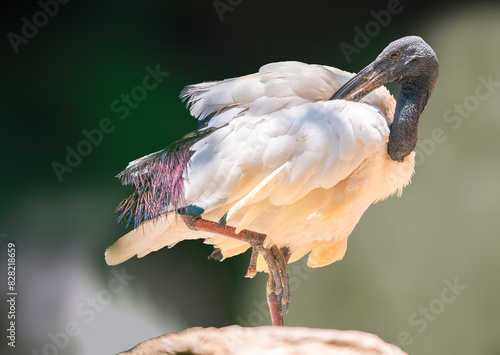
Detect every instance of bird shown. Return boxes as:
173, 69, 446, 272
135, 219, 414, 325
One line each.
105, 36, 438, 326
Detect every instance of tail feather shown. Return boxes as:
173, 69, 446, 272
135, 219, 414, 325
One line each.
105, 215, 204, 265
105, 213, 254, 266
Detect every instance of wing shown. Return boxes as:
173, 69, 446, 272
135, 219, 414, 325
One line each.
180, 61, 395, 128
183, 99, 391, 236
116, 61, 395, 229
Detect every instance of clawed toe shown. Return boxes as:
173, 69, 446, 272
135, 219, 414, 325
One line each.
252, 244, 290, 325
182, 214, 290, 326
245, 248, 258, 278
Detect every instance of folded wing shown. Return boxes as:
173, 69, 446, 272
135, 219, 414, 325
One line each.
107, 61, 396, 267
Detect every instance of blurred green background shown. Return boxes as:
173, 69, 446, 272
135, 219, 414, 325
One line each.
1, 0, 500, 354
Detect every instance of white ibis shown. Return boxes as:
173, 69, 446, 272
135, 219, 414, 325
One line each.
105, 36, 438, 326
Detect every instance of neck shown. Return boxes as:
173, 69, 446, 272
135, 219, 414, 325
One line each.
387, 79, 433, 162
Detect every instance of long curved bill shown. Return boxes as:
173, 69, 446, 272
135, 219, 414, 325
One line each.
330, 62, 386, 102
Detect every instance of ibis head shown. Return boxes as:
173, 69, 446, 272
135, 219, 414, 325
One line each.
332, 36, 439, 162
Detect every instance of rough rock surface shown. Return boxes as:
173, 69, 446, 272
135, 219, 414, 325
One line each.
118, 325, 408, 355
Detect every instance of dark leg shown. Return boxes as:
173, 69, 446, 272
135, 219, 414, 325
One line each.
182, 215, 290, 326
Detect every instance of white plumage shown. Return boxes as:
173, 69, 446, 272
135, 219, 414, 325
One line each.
105, 61, 414, 271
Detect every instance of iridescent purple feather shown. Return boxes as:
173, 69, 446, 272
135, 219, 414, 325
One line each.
116, 129, 215, 228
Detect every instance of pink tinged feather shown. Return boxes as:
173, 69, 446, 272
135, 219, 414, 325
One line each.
115, 128, 216, 228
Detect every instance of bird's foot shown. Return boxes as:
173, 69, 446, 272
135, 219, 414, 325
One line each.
241, 238, 290, 325
181, 214, 291, 325
245, 248, 259, 278
258, 245, 290, 311
245, 243, 291, 323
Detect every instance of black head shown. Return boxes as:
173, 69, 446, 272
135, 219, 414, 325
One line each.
332, 36, 439, 162
332, 36, 439, 102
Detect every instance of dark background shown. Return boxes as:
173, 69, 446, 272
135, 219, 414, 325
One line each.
2, 0, 500, 354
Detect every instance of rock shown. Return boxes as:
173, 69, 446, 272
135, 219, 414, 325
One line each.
118, 325, 408, 355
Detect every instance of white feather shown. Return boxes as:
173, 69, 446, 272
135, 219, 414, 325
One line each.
106, 61, 412, 271
224, 163, 286, 226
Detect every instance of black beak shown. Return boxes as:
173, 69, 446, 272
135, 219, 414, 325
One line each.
330, 62, 386, 102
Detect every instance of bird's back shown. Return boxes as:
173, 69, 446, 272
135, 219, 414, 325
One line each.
181, 61, 396, 126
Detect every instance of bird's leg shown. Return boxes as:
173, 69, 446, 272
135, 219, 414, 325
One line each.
262, 246, 290, 326
274, 246, 291, 311
181, 215, 291, 325
181, 215, 266, 275
245, 248, 259, 278
266, 266, 283, 326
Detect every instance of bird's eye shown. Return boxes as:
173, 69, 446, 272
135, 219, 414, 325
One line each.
389, 52, 399, 59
